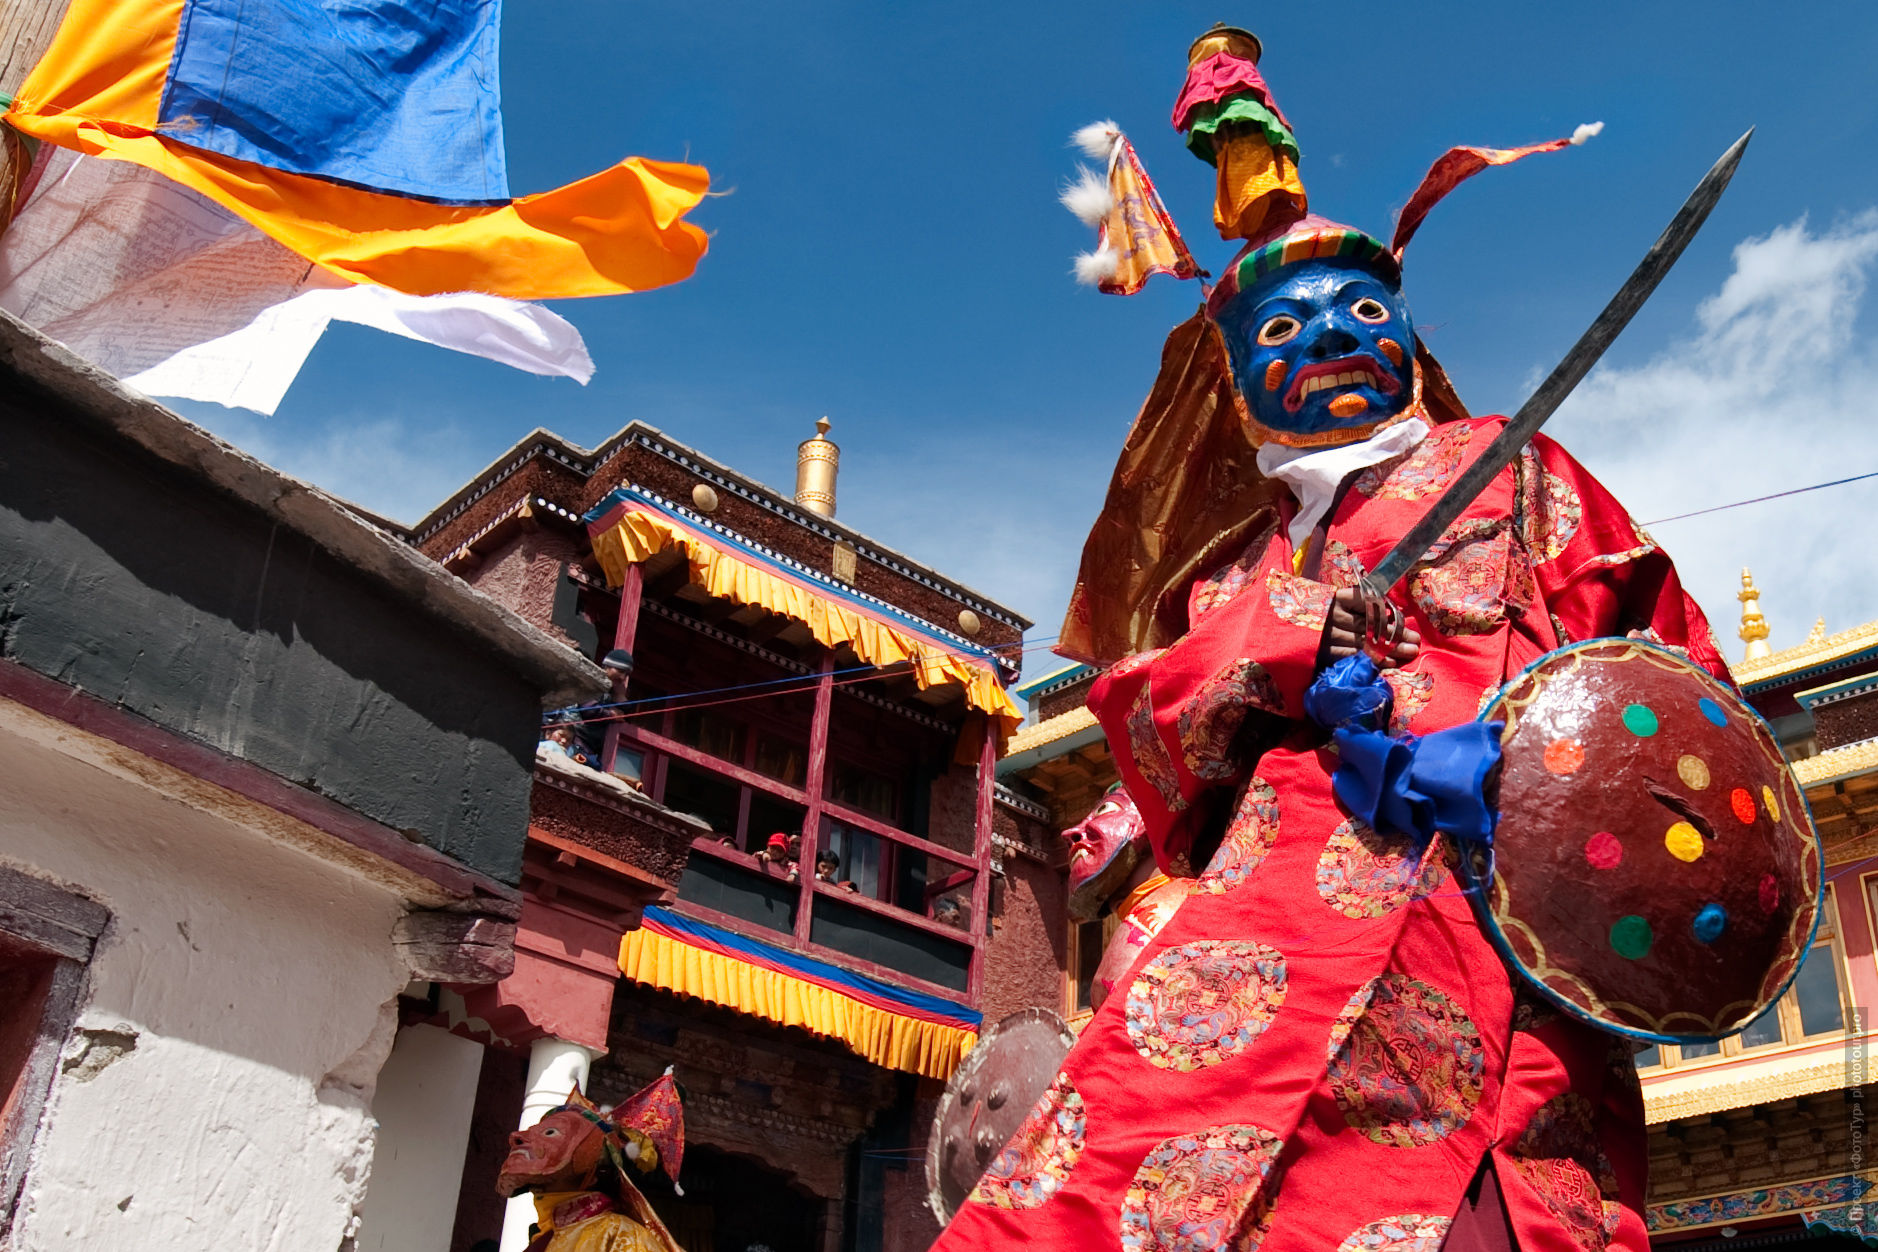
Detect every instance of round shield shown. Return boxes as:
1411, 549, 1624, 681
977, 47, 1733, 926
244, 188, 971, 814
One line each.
1469, 638, 1822, 1043
925, 1008, 1077, 1225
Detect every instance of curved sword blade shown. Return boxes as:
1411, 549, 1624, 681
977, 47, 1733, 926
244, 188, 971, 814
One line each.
1362, 128, 1753, 597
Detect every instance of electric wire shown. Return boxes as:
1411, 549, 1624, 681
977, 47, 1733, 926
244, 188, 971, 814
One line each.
1643, 470, 1878, 526
552, 602, 1850, 1033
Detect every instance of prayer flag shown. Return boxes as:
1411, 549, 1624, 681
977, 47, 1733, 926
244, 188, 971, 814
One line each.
0, 147, 594, 414
4, 0, 710, 299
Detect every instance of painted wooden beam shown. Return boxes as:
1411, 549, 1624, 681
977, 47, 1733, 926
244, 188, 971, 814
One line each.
794, 654, 836, 950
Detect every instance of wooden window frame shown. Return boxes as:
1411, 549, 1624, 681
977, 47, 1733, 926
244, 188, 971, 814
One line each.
0, 865, 109, 1234
1064, 912, 1122, 1028
597, 561, 997, 1002
1637, 885, 1848, 1072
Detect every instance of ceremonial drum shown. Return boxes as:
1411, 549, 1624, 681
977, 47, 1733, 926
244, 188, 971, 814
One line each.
926, 1009, 1078, 1223
1469, 639, 1823, 1043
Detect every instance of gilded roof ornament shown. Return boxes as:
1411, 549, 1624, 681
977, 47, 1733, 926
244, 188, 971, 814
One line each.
1738, 567, 1772, 661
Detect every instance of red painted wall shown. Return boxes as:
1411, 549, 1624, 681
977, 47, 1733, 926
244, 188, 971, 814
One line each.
881, 1085, 944, 1252
981, 857, 1070, 1023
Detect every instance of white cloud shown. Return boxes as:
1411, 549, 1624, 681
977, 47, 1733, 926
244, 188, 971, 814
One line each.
177, 403, 487, 526
1548, 210, 1878, 658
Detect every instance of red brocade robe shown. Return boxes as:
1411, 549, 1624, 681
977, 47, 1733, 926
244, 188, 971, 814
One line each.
935, 417, 1728, 1252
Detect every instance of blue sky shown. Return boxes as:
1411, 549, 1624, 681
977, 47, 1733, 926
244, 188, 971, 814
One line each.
180, 2, 1878, 677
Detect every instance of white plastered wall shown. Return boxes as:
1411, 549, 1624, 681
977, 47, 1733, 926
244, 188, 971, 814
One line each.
0, 702, 412, 1251
353, 1023, 486, 1252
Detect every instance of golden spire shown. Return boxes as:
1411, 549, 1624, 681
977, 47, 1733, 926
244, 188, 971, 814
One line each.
1808, 617, 1827, 645
794, 416, 839, 518
1738, 567, 1772, 661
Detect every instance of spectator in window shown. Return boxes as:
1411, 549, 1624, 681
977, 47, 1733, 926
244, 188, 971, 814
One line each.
814, 851, 857, 892
932, 896, 967, 929
757, 832, 798, 882
537, 720, 576, 759
565, 648, 635, 765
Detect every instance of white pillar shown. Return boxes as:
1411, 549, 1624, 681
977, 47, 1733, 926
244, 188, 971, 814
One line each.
498, 1038, 598, 1252
355, 1024, 487, 1252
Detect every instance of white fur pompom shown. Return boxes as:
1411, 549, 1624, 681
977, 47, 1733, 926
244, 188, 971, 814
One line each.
1073, 247, 1120, 285
1569, 121, 1604, 146
1072, 120, 1122, 160
1060, 166, 1114, 226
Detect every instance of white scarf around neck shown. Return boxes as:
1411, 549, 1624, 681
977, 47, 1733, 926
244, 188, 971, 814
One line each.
1256, 418, 1430, 552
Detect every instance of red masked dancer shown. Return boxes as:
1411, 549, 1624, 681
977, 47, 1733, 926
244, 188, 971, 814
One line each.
935, 26, 1740, 1252
1065, 783, 1190, 1013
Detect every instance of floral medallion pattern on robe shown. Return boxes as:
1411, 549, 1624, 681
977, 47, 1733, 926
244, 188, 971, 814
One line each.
1193, 549, 1264, 626
1316, 820, 1447, 919
967, 1072, 1086, 1210
1111, 649, 1168, 681
1195, 779, 1281, 894
1119, 1124, 1284, 1252
1381, 668, 1434, 734
1322, 539, 1368, 589
1265, 570, 1333, 631
1177, 659, 1281, 779
1126, 940, 1288, 1071
1355, 422, 1473, 499
1508, 1093, 1622, 1252
1517, 450, 1584, 563
1327, 974, 1484, 1148
1408, 516, 1535, 636
1334, 1215, 1453, 1252
1127, 679, 1187, 813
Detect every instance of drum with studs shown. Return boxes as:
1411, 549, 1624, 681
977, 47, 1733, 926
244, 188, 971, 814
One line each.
925, 1008, 1078, 1224
1467, 639, 1823, 1043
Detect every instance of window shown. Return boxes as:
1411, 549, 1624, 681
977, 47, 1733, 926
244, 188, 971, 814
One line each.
1637, 889, 1849, 1071
823, 820, 885, 898
671, 706, 746, 764
1066, 913, 1122, 1022
752, 733, 806, 788
661, 760, 742, 836
0, 869, 109, 1234
829, 762, 897, 822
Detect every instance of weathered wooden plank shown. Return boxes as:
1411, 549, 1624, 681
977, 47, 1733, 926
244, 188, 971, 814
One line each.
392, 911, 517, 983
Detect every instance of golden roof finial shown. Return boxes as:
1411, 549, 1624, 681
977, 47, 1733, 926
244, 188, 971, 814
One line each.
1808, 617, 1827, 645
1738, 567, 1772, 661
794, 416, 839, 518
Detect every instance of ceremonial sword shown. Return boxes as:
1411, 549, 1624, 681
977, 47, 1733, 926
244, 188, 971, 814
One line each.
1356, 128, 1754, 615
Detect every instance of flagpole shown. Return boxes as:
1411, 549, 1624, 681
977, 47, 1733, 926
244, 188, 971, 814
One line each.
0, 0, 70, 232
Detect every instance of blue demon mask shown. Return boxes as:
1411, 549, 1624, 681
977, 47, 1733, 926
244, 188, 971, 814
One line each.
1215, 258, 1417, 444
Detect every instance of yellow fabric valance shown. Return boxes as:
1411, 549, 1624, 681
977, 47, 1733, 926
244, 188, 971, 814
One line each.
591, 506, 1021, 738
619, 925, 978, 1080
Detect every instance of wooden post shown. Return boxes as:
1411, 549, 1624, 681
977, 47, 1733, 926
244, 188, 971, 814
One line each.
793, 652, 836, 948
600, 562, 644, 774
0, 0, 72, 234
966, 716, 997, 1003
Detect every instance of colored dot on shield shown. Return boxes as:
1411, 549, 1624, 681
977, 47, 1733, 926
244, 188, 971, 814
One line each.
1664, 821, 1705, 862
1692, 903, 1727, 944
1699, 697, 1728, 727
1610, 915, 1654, 960
1759, 874, 1780, 913
1762, 785, 1781, 823
1622, 704, 1659, 736
1730, 788, 1757, 824
1677, 754, 1711, 790
1544, 739, 1585, 775
1584, 832, 1623, 869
